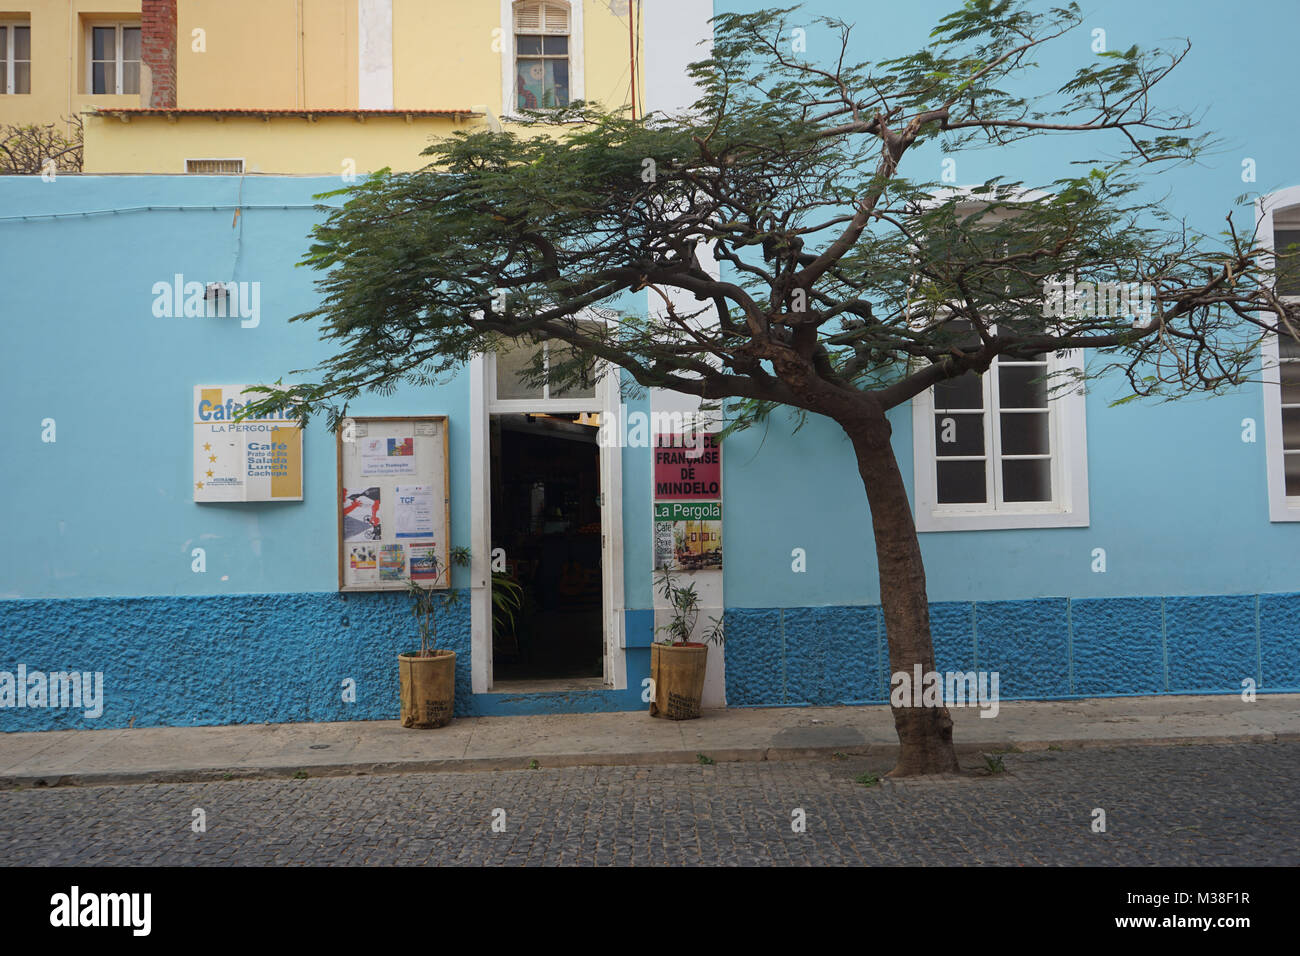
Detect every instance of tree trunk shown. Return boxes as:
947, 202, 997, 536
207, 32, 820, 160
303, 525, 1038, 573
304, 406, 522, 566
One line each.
841, 405, 961, 777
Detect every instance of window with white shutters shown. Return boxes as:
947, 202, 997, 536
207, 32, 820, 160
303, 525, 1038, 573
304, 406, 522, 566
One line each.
514, 1, 571, 110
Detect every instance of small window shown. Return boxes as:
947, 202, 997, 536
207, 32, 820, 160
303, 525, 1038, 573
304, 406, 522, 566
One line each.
494, 335, 597, 402
186, 159, 246, 175
88, 22, 141, 95
931, 324, 1052, 506
912, 321, 1089, 531
906, 190, 1090, 531
1274, 224, 1300, 297
0, 22, 31, 95
514, 1, 570, 110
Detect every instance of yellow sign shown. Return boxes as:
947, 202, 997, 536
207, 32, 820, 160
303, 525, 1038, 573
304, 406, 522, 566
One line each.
193, 385, 303, 502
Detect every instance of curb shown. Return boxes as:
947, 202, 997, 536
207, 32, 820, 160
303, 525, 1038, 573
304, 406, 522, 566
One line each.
2, 731, 1295, 789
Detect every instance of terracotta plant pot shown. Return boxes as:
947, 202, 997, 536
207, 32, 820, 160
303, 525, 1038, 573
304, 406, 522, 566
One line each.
649, 642, 708, 720
399, 650, 456, 728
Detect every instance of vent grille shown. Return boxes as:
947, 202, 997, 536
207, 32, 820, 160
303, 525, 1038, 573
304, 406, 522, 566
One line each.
186, 158, 244, 175
515, 1, 569, 34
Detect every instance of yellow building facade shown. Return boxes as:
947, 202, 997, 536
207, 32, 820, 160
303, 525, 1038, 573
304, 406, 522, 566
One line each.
0, 0, 141, 128
1, 0, 653, 174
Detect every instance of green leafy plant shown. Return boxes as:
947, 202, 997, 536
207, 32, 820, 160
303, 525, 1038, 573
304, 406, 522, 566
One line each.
527, 759, 540, 770
855, 771, 881, 787
408, 545, 472, 657
696, 753, 715, 765
983, 753, 1006, 774
654, 567, 724, 647
491, 570, 524, 640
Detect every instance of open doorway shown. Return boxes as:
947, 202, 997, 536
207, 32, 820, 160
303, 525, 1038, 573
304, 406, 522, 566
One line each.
490, 412, 604, 684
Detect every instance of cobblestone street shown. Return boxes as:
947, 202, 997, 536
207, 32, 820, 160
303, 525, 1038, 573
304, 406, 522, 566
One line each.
2, 742, 1297, 866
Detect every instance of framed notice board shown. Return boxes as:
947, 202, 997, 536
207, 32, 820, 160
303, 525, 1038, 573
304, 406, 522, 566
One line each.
337, 416, 450, 592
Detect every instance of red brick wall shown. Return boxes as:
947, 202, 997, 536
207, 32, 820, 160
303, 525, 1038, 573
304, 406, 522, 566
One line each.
141, 0, 177, 108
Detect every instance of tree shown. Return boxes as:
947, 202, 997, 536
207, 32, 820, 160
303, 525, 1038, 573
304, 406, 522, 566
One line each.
248, 1, 1300, 775
0, 116, 82, 175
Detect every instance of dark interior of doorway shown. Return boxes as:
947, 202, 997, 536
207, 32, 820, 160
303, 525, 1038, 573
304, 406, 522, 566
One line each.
490, 413, 603, 681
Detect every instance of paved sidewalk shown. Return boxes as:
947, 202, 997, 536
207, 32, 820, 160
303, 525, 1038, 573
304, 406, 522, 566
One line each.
2, 693, 1297, 787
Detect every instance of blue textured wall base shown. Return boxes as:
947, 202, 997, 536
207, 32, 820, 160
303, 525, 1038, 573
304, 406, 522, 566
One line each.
0, 592, 646, 731
725, 592, 1300, 707
2, 591, 1296, 730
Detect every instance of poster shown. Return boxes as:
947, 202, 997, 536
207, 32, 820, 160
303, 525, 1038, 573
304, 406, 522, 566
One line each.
342, 487, 382, 541
193, 385, 303, 502
348, 544, 379, 585
348, 544, 377, 570
654, 500, 723, 571
653, 432, 722, 570
379, 544, 407, 582
394, 485, 435, 538
408, 542, 441, 581
361, 436, 417, 476
338, 417, 450, 592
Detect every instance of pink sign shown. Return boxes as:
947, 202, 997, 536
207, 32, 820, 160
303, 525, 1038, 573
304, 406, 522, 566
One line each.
654, 433, 721, 500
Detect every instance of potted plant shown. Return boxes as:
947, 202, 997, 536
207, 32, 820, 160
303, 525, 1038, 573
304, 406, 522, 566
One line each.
648, 568, 724, 720
399, 545, 471, 729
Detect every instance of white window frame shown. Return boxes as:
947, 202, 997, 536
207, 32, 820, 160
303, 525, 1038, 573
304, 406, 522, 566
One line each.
500, 0, 584, 120
85, 21, 141, 96
487, 333, 604, 413
906, 188, 1088, 531
0, 21, 30, 95
1256, 186, 1300, 522
912, 344, 1089, 531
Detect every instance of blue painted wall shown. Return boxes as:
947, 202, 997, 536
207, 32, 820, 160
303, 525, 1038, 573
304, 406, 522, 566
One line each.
0, 175, 651, 726
4, 0, 1299, 729
710, 0, 1300, 708
714, 0, 1300, 608
0, 176, 469, 599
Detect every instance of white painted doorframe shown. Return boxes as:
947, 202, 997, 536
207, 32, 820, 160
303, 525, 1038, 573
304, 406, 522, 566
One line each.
599, 367, 627, 688
469, 355, 625, 692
